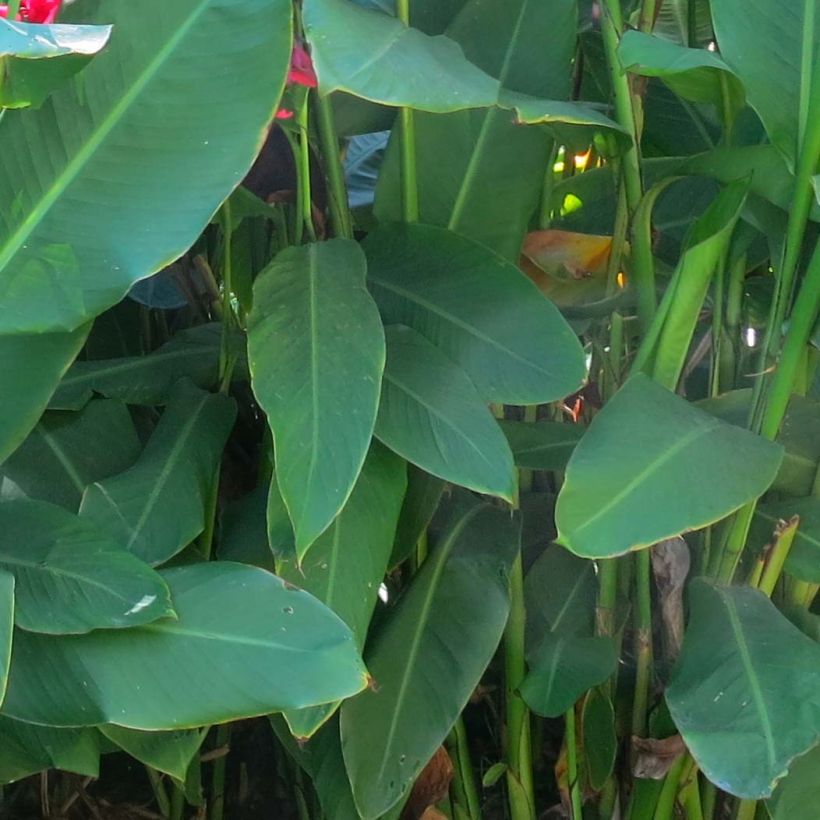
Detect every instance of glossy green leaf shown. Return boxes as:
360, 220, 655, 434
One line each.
0, 18, 111, 109
374, 325, 516, 502
217, 485, 274, 571
0, 326, 88, 463
50, 324, 226, 410
1, 399, 140, 510
0, 717, 99, 784
0, 0, 291, 334
248, 239, 385, 557
1, 562, 367, 729
618, 30, 744, 117
712, 0, 819, 164
101, 725, 206, 783
341, 501, 519, 818
0, 499, 173, 634
767, 744, 820, 820
389, 465, 444, 568
375, 0, 577, 259
303, 0, 500, 111
500, 420, 583, 472
0, 571, 12, 705
278, 443, 406, 739
556, 375, 783, 558
365, 224, 586, 404
667, 579, 820, 798
751, 498, 820, 583
583, 689, 617, 790
80, 381, 236, 566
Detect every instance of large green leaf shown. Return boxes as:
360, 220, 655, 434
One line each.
500, 420, 584, 472
50, 324, 225, 410
0, 717, 99, 784
1, 562, 367, 729
618, 30, 744, 118
0, 499, 173, 634
278, 443, 406, 739
341, 501, 519, 818
248, 239, 385, 557
365, 224, 586, 404
79, 381, 235, 566
556, 375, 783, 558
1, 399, 140, 510
101, 725, 206, 783
0, 326, 88, 463
0, 571, 11, 705
303, 0, 500, 111
0, 18, 111, 109
0, 0, 291, 334
375, 0, 577, 259
751, 498, 820, 583
389, 465, 444, 568
667, 580, 820, 798
374, 325, 516, 502
767, 744, 820, 820
712, 0, 819, 164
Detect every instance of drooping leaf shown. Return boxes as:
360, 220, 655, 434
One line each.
248, 239, 385, 557
0, 18, 111, 109
389, 465, 445, 568
375, 0, 578, 259
50, 324, 226, 410
1, 562, 368, 729
365, 224, 586, 404
80, 381, 236, 566
374, 325, 516, 503
618, 30, 745, 120
500, 420, 583, 472
101, 725, 206, 783
711, 0, 819, 164
0, 0, 291, 335
1, 399, 141, 510
0, 717, 99, 784
767, 744, 820, 820
341, 501, 519, 818
583, 689, 617, 790
0, 499, 173, 634
0, 326, 89, 463
667, 580, 820, 798
0, 571, 12, 705
303, 0, 500, 112
751, 498, 820, 583
278, 443, 406, 739
556, 374, 783, 558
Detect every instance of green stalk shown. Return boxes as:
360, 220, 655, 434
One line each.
631, 550, 653, 739
710, 250, 727, 397
757, 516, 799, 598
651, 755, 687, 820
447, 718, 482, 820
504, 550, 535, 820
396, 0, 419, 223
313, 92, 353, 239
565, 706, 583, 820
735, 798, 757, 820
680, 774, 705, 820
723, 252, 747, 389
637, 0, 660, 32
785, 578, 819, 609
146, 768, 171, 818
7, 0, 20, 19
296, 103, 318, 243
701, 779, 717, 820
170, 784, 185, 820
717, 239, 820, 582
209, 725, 231, 820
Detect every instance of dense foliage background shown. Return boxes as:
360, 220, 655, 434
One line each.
0, 0, 819, 818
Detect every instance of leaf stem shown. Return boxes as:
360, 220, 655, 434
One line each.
209, 724, 231, 820
396, 0, 419, 223
313, 92, 353, 239
447, 717, 482, 820
757, 516, 799, 598
565, 705, 583, 820
146, 768, 171, 818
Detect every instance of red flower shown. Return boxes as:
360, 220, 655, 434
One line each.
0, 0, 62, 23
275, 43, 318, 120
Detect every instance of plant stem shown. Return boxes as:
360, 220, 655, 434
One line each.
631, 549, 653, 739
209, 725, 231, 820
735, 798, 757, 820
701, 778, 717, 820
785, 578, 819, 609
758, 516, 799, 598
170, 784, 185, 820
313, 92, 352, 239
565, 705, 583, 820
447, 718, 482, 820
504, 550, 535, 820
651, 755, 687, 820
395, 0, 419, 223
296, 104, 318, 243
146, 768, 171, 818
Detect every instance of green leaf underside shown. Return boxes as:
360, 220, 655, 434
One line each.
248, 239, 385, 557
389, 465, 445, 568
101, 725, 206, 783
556, 374, 783, 558
341, 501, 519, 818
500, 420, 583, 471
365, 223, 586, 404
583, 689, 617, 790
0, 0, 292, 334
1, 563, 367, 729
79, 381, 236, 566
0, 499, 172, 634
374, 325, 516, 502
667, 580, 820, 798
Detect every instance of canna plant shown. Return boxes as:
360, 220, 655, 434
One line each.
0, 0, 819, 818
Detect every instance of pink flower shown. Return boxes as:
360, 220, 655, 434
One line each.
0, 0, 62, 23
275, 43, 318, 120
